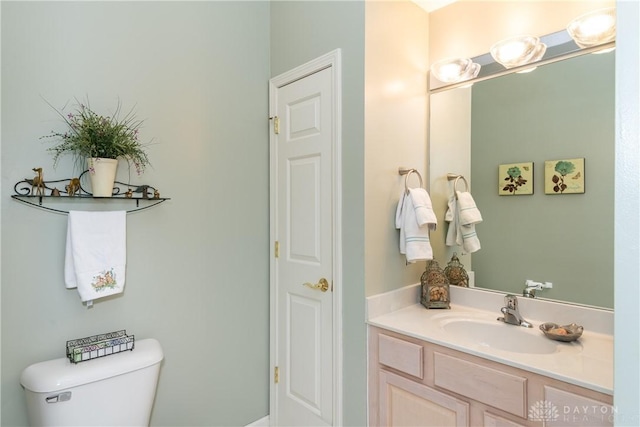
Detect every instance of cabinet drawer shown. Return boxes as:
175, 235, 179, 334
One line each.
434, 352, 527, 417
378, 334, 423, 379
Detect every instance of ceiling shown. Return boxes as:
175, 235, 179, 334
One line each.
412, 0, 457, 13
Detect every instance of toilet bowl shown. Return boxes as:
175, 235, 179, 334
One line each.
20, 338, 163, 426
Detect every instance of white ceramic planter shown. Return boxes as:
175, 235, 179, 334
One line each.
88, 158, 118, 197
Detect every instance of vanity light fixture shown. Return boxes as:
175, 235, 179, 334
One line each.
567, 7, 616, 50
490, 35, 547, 69
430, 57, 481, 84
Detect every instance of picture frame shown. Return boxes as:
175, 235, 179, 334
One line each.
544, 158, 585, 194
498, 162, 534, 195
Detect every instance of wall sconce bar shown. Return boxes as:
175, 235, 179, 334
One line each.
567, 7, 616, 48
490, 35, 547, 69
430, 57, 481, 84
429, 29, 614, 93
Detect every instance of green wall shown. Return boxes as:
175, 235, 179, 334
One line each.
470, 52, 615, 308
1, 2, 270, 425
1, 1, 369, 426
1, 0, 640, 425
270, 2, 367, 425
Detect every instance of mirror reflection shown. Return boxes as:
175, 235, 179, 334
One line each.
429, 46, 614, 309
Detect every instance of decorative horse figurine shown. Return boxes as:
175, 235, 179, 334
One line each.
30, 167, 45, 196
66, 178, 81, 196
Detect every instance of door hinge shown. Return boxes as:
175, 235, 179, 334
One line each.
274, 366, 279, 384
273, 116, 280, 134
274, 241, 279, 258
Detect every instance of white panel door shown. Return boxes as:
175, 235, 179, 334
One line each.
273, 66, 333, 426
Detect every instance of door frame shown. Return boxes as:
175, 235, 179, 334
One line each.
268, 49, 343, 426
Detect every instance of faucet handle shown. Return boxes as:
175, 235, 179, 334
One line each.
525, 279, 553, 290
504, 294, 518, 310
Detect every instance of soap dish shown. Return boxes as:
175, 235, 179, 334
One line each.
539, 322, 583, 342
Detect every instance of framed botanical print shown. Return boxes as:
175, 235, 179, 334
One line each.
545, 158, 585, 194
499, 162, 534, 195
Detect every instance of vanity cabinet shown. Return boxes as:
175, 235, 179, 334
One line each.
369, 327, 613, 427
376, 334, 469, 425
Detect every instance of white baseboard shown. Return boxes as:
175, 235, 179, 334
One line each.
246, 415, 269, 426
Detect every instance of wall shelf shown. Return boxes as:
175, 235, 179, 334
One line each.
11, 195, 170, 214
12, 170, 169, 214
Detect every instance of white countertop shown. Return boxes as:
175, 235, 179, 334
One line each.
367, 285, 613, 395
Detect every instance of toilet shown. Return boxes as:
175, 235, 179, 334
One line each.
20, 338, 163, 426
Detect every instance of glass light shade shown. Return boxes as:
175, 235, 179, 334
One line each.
567, 7, 616, 48
490, 35, 547, 69
430, 58, 481, 84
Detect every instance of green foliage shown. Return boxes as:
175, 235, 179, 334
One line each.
42, 98, 151, 174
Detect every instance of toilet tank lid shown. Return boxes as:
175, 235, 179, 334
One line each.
20, 338, 163, 393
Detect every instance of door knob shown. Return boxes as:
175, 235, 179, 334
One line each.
303, 278, 329, 292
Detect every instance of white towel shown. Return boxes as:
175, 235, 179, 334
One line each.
396, 191, 434, 263
445, 194, 460, 247
395, 192, 408, 254
460, 223, 481, 253
65, 211, 127, 305
456, 191, 483, 225
409, 188, 438, 229
445, 194, 481, 253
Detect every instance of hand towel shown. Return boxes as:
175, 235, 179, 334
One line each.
396, 191, 434, 263
65, 211, 127, 305
445, 194, 461, 247
456, 191, 483, 226
409, 188, 438, 229
460, 223, 481, 253
395, 192, 408, 254
445, 194, 481, 253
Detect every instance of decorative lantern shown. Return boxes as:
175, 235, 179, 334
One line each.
420, 260, 451, 309
444, 253, 469, 288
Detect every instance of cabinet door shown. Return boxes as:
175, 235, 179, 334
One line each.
483, 412, 527, 427
379, 370, 469, 426
543, 386, 613, 426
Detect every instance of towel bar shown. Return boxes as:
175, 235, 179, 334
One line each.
447, 173, 469, 197
399, 167, 423, 193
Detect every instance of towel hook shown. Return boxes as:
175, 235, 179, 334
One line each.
399, 168, 423, 194
447, 173, 469, 197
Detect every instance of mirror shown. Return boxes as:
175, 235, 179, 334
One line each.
429, 32, 615, 309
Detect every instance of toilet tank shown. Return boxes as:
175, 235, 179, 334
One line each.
20, 338, 163, 427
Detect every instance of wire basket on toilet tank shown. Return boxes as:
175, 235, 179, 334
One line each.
66, 329, 135, 364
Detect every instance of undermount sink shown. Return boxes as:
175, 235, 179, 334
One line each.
439, 318, 560, 354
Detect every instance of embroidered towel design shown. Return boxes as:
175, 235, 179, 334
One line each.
65, 211, 127, 305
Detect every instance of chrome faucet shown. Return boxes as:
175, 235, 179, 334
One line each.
522, 279, 553, 298
497, 295, 532, 328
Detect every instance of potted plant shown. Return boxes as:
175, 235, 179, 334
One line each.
42, 98, 151, 197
